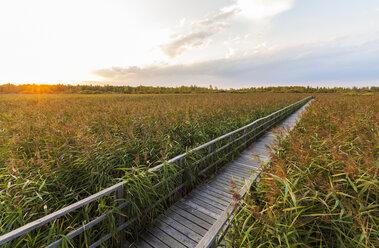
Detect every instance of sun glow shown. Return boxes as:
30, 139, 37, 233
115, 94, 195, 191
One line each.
0, 0, 171, 84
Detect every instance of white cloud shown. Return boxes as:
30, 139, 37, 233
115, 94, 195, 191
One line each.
236, 0, 295, 19
192, 8, 240, 27
161, 7, 239, 58
160, 0, 295, 58
161, 23, 229, 58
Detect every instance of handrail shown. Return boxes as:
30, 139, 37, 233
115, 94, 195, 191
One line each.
0, 96, 314, 247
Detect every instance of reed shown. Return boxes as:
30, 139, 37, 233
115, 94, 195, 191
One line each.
0, 93, 306, 247
226, 94, 378, 247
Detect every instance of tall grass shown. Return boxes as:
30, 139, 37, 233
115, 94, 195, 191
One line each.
226, 94, 378, 247
0, 93, 306, 246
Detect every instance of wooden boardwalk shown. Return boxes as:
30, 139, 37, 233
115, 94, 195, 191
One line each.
129, 101, 312, 248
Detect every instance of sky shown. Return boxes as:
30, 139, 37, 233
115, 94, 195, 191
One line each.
0, 0, 378, 88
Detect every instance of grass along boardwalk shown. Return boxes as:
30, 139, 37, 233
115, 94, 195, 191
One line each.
129, 100, 313, 248
0, 97, 313, 247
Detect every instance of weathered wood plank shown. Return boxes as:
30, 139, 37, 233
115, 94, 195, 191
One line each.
165, 208, 208, 236
180, 200, 220, 219
170, 205, 213, 230
233, 157, 258, 167
213, 177, 244, 188
217, 172, 246, 182
157, 215, 202, 242
219, 172, 248, 181
224, 169, 251, 178
225, 170, 250, 180
209, 181, 232, 191
146, 226, 186, 248
204, 183, 232, 195
222, 167, 251, 176
137, 231, 169, 248
195, 172, 255, 248
197, 185, 232, 200
192, 189, 229, 205
189, 192, 228, 210
214, 178, 244, 189
153, 220, 198, 247
183, 196, 224, 214
134, 235, 157, 248
175, 202, 217, 224
229, 163, 255, 172
233, 161, 258, 170
218, 169, 247, 178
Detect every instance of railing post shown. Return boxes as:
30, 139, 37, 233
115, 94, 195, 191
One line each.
252, 122, 257, 140
209, 143, 215, 154
116, 185, 126, 247
209, 143, 215, 173
179, 158, 184, 196
230, 133, 235, 155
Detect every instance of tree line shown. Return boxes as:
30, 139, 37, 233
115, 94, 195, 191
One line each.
0, 83, 377, 94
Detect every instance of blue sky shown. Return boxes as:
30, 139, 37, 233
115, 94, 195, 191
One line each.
0, 0, 378, 88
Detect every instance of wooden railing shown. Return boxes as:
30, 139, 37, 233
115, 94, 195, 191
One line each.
0, 96, 313, 247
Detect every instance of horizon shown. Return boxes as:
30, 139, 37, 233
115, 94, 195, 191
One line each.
1, 82, 377, 91
1, 0, 379, 88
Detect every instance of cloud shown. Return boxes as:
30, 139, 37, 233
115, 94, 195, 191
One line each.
94, 38, 379, 87
161, 0, 295, 58
161, 23, 229, 58
161, 8, 239, 58
193, 8, 240, 27
236, 0, 295, 19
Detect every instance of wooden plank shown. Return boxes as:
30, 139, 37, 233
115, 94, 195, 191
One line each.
199, 187, 232, 202
189, 192, 228, 210
121, 239, 133, 248
209, 181, 232, 192
195, 172, 256, 248
223, 169, 251, 178
158, 215, 202, 242
197, 185, 232, 200
204, 183, 232, 195
213, 177, 244, 188
180, 200, 220, 219
192, 189, 230, 204
240, 150, 254, 157
233, 157, 257, 166
212, 183, 242, 194
236, 153, 254, 161
220, 171, 249, 180
216, 171, 244, 181
218, 169, 247, 178
165, 208, 208, 236
146, 225, 186, 248
183, 195, 224, 213
223, 168, 251, 177
191, 190, 229, 207
221, 166, 250, 176
215, 177, 245, 189
234, 152, 256, 159
133, 235, 155, 248
175, 202, 217, 224
217, 172, 246, 181
153, 220, 198, 247
233, 161, 258, 170
228, 163, 254, 172
170, 205, 213, 229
